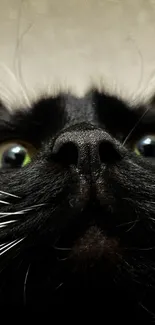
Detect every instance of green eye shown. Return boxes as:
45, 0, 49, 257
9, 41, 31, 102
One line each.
0, 141, 36, 169
134, 135, 155, 159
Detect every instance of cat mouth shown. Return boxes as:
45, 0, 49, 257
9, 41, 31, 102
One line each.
51, 226, 121, 273
51, 203, 122, 266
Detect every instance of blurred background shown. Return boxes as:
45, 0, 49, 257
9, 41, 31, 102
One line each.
1, 0, 155, 108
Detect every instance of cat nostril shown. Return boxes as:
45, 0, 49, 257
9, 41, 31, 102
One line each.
99, 141, 121, 163
53, 142, 79, 166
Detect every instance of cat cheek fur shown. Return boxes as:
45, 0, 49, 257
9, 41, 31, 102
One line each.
0, 90, 155, 321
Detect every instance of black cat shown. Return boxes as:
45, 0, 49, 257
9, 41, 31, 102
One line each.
0, 89, 155, 321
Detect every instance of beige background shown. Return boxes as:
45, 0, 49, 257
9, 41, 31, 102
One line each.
1, 0, 155, 108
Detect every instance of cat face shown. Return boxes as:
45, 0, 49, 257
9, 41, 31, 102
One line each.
0, 89, 155, 319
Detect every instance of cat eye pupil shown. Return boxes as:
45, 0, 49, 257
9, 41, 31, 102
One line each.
1, 145, 27, 168
136, 136, 155, 158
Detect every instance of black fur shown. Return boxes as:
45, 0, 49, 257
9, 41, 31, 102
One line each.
0, 90, 155, 321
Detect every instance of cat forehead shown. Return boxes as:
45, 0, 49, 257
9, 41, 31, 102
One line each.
28, 89, 131, 125
1, 89, 154, 147
61, 92, 95, 123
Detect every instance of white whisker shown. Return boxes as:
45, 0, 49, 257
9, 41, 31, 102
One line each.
0, 220, 17, 228
149, 217, 155, 223
0, 243, 7, 248
23, 264, 31, 306
0, 203, 46, 219
126, 219, 139, 233
0, 200, 10, 205
117, 219, 139, 230
0, 191, 20, 198
0, 238, 24, 256
117, 220, 138, 227
55, 282, 64, 291
25, 203, 46, 209
125, 246, 155, 251
139, 302, 155, 318
57, 257, 69, 262
0, 211, 26, 217
0, 241, 16, 251
53, 246, 71, 251
123, 105, 151, 145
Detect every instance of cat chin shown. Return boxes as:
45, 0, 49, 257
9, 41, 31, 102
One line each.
51, 203, 121, 266
68, 226, 121, 269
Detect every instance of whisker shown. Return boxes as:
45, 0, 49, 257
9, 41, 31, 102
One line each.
0, 241, 16, 251
126, 218, 139, 233
26, 204, 46, 209
0, 191, 20, 199
117, 220, 136, 227
123, 105, 152, 146
139, 302, 155, 318
125, 246, 155, 251
117, 219, 139, 228
14, 0, 32, 107
0, 211, 27, 217
149, 217, 155, 223
0, 243, 6, 248
55, 282, 64, 291
0, 220, 17, 228
0, 203, 46, 218
53, 246, 71, 251
0, 238, 24, 256
0, 200, 10, 205
57, 257, 69, 262
23, 264, 31, 306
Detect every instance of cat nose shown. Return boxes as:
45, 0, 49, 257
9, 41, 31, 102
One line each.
52, 126, 121, 173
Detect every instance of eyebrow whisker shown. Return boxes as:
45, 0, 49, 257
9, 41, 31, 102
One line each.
123, 105, 152, 146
